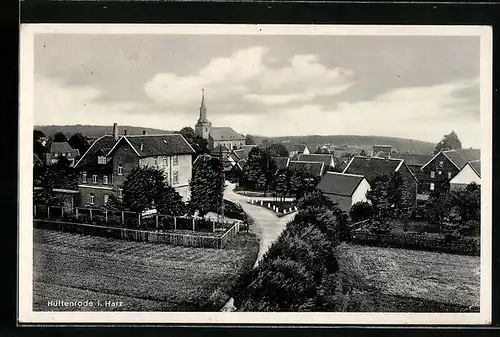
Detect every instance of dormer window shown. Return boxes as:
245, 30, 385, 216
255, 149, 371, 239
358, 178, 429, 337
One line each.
98, 156, 107, 164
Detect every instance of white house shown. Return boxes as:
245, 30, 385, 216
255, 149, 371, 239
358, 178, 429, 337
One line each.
316, 172, 371, 212
450, 160, 481, 191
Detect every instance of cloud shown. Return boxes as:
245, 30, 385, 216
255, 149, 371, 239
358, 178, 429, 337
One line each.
143, 46, 353, 110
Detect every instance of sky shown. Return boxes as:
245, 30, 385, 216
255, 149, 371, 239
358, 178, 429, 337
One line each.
34, 33, 481, 147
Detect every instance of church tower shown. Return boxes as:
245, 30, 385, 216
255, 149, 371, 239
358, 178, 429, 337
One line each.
195, 89, 212, 140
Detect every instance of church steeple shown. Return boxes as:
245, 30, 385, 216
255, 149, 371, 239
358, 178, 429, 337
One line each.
198, 89, 208, 123
195, 88, 211, 140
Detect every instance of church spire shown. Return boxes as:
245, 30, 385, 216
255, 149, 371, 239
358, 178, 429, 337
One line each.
198, 88, 208, 122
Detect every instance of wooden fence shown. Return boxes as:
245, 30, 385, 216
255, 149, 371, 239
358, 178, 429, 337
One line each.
34, 219, 242, 249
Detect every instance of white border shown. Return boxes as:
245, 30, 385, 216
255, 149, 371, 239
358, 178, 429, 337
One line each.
18, 24, 492, 325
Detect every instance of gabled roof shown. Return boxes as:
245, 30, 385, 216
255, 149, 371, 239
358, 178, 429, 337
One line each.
232, 145, 256, 161
317, 172, 367, 197
394, 154, 434, 167
49, 142, 79, 156
74, 135, 116, 168
288, 160, 325, 177
209, 127, 245, 141
274, 156, 290, 170
469, 160, 481, 177
298, 154, 334, 168
443, 149, 481, 169
343, 156, 404, 183
107, 134, 195, 158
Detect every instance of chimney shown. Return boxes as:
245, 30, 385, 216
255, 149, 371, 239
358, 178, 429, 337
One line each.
124, 129, 128, 136
143, 130, 147, 135
113, 123, 119, 141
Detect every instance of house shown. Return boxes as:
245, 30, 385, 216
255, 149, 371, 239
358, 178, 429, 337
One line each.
288, 160, 325, 178
75, 125, 195, 208
372, 145, 393, 157
281, 142, 310, 158
419, 148, 480, 196
450, 160, 481, 191
194, 89, 245, 150
298, 153, 335, 169
316, 172, 371, 212
393, 153, 434, 177
274, 156, 291, 171
332, 146, 363, 158
343, 156, 418, 206
232, 145, 257, 162
45, 142, 80, 166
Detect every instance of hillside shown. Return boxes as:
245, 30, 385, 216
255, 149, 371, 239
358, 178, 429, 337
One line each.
259, 135, 436, 154
35, 125, 176, 139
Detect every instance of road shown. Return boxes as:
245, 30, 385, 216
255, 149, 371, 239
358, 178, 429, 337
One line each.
223, 182, 297, 267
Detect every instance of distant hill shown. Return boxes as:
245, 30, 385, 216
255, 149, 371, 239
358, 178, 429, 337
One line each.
35, 125, 176, 140
257, 135, 437, 155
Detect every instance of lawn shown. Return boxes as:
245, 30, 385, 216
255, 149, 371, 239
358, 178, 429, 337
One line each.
335, 243, 480, 311
33, 228, 259, 311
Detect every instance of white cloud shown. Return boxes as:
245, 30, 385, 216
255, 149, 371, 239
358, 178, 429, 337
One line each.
143, 46, 353, 108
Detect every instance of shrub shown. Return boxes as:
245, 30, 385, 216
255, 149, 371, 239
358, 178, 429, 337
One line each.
350, 202, 374, 223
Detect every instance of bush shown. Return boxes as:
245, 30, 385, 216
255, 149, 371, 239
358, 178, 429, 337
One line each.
350, 202, 373, 223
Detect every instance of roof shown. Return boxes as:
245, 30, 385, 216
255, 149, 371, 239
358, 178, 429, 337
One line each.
373, 145, 392, 151
209, 127, 245, 141
288, 160, 325, 177
336, 160, 348, 172
298, 154, 334, 168
468, 160, 481, 177
211, 144, 231, 154
394, 154, 434, 167
75, 135, 117, 168
109, 134, 195, 157
443, 149, 481, 169
295, 144, 308, 152
317, 172, 367, 197
343, 156, 404, 183
274, 157, 290, 170
49, 142, 79, 156
233, 146, 256, 161
280, 142, 296, 152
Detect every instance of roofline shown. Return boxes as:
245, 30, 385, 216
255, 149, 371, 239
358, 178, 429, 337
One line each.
398, 161, 419, 182
326, 171, 365, 178
467, 161, 481, 178
441, 151, 462, 170
420, 151, 449, 171
106, 136, 141, 157
342, 156, 356, 173
321, 173, 367, 197
289, 160, 325, 165
74, 134, 111, 168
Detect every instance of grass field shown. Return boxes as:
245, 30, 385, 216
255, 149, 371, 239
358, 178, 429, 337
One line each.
33, 228, 259, 311
335, 243, 480, 311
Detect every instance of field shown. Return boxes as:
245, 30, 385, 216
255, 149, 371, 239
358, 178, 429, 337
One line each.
335, 243, 480, 311
33, 229, 259, 311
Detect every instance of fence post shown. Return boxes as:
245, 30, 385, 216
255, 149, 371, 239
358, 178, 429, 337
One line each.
75, 208, 79, 220
155, 215, 159, 230
173, 216, 177, 231
89, 208, 92, 221
192, 218, 195, 231
138, 213, 141, 227
61, 206, 64, 218
105, 210, 108, 223
121, 211, 124, 225
213, 220, 215, 233
47, 206, 50, 219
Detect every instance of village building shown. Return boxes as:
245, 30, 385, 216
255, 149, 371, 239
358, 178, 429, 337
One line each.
45, 141, 80, 167
281, 141, 310, 158
393, 153, 434, 177
449, 159, 481, 191
419, 148, 480, 197
74, 124, 195, 208
316, 172, 371, 212
287, 160, 325, 178
298, 153, 335, 169
343, 156, 418, 206
194, 89, 245, 150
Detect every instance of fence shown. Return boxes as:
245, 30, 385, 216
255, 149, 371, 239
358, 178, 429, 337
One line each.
348, 230, 479, 256
33, 204, 233, 233
34, 219, 242, 249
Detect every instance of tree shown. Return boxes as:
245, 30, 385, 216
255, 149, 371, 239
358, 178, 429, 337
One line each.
33, 157, 77, 206
180, 126, 196, 144
179, 126, 209, 155
189, 156, 224, 217
273, 169, 291, 202
105, 194, 123, 210
435, 131, 462, 154
366, 174, 392, 219
241, 147, 277, 194
122, 167, 166, 212
360, 149, 368, 157
53, 132, 67, 143
68, 133, 89, 158
349, 201, 373, 223
425, 180, 454, 224
267, 143, 289, 157
34, 129, 45, 141
442, 206, 463, 241
289, 169, 318, 199
245, 134, 256, 145
158, 184, 187, 216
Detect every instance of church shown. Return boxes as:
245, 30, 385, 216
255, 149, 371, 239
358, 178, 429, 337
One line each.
194, 89, 246, 151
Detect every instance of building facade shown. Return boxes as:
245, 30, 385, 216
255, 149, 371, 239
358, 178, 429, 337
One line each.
45, 142, 80, 166
316, 172, 371, 212
450, 160, 481, 191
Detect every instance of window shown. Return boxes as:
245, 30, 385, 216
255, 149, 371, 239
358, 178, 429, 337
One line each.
61, 153, 66, 157
104, 194, 109, 205
98, 156, 106, 164
89, 194, 95, 205
173, 155, 179, 165
173, 171, 179, 184
118, 165, 123, 175
448, 172, 452, 179
92, 175, 97, 183
430, 183, 435, 191
430, 171, 435, 178
82, 172, 87, 183
54, 153, 59, 158
118, 188, 123, 198
103, 175, 108, 185
439, 161, 444, 167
